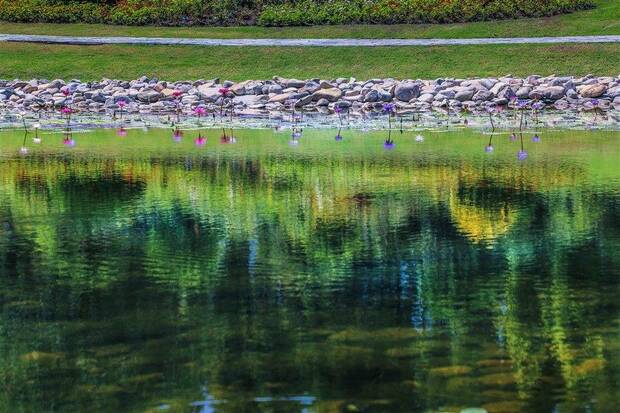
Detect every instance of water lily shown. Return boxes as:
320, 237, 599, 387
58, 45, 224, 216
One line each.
335, 127, 343, 141
173, 128, 183, 142
532, 134, 541, 142
61, 107, 72, 115
383, 103, 395, 114
194, 106, 206, 117
63, 137, 75, 147
194, 134, 207, 146
415, 134, 425, 142
117, 128, 127, 137
61, 88, 70, 97
172, 89, 183, 98
383, 140, 395, 150
485, 145, 494, 153
218, 87, 230, 96
509, 133, 518, 142
33, 137, 41, 144
117, 100, 127, 109
532, 101, 544, 111
517, 149, 528, 160
19, 147, 28, 155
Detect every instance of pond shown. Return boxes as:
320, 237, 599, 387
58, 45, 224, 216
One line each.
1, 127, 619, 413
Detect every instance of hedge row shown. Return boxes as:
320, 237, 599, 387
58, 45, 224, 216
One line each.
0, 0, 596, 26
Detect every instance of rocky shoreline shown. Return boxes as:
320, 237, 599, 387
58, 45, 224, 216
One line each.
1, 75, 619, 117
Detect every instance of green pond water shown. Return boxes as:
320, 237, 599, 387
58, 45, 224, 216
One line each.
1, 127, 620, 413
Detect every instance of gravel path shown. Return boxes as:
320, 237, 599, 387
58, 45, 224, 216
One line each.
1, 34, 620, 47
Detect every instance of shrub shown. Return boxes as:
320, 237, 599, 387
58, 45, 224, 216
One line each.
0, 0, 596, 26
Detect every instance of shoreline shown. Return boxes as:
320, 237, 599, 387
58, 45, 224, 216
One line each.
1, 75, 619, 131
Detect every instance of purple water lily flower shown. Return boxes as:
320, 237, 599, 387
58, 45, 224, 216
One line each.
591, 99, 600, 107
532, 101, 544, 110
383, 103, 396, 114
516, 100, 529, 109
335, 134, 343, 141
383, 140, 395, 150
334, 106, 343, 114
485, 145, 494, 153
517, 150, 528, 161
532, 134, 541, 142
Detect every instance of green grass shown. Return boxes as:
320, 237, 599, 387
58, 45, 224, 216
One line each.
0, 42, 617, 81
0, 0, 618, 39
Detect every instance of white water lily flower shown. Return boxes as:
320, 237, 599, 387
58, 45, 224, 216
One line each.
415, 135, 425, 142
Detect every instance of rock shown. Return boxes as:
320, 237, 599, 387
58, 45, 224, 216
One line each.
489, 82, 507, 96
136, 90, 161, 103
455, 89, 475, 102
267, 84, 283, 94
268, 93, 292, 103
418, 93, 435, 103
294, 94, 314, 107
334, 100, 352, 109
285, 78, 306, 88
316, 98, 330, 106
473, 90, 492, 101
580, 83, 607, 98
196, 85, 221, 102
312, 88, 342, 102
542, 86, 566, 100
394, 82, 420, 102
515, 87, 531, 99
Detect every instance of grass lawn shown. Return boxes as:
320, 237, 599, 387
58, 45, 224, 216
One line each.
0, 0, 618, 39
0, 42, 617, 81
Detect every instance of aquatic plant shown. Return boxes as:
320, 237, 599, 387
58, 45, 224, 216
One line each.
117, 127, 127, 137
173, 127, 183, 142
117, 99, 127, 121
415, 134, 425, 142
218, 87, 230, 117
335, 127, 343, 141
486, 104, 497, 131
383, 103, 396, 131
485, 133, 494, 153
384, 129, 395, 149
194, 133, 207, 146
33, 123, 41, 144
194, 106, 206, 124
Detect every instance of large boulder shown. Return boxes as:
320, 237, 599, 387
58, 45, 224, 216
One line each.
196, 85, 221, 102
136, 90, 161, 103
394, 82, 420, 102
580, 84, 607, 98
312, 88, 342, 102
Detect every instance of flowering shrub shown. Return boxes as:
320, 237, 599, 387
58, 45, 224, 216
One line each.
0, 0, 595, 26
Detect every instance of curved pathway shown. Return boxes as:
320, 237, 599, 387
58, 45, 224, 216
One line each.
0, 33, 619, 47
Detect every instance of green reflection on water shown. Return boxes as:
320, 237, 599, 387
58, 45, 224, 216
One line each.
0, 127, 619, 413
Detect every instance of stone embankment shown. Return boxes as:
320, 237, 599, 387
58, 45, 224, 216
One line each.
1, 75, 619, 116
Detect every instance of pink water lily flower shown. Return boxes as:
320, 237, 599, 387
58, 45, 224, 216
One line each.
117, 128, 127, 137
194, 134, 207, 146
117, 100, 127, 108
61, 107, 72, 115
173, 89, 183, 98
194, 107, 206, 117
218, 87, 230, 96
61, 88, 70, 97
63, 138, 75, 147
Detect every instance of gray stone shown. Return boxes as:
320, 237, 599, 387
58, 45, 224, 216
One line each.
136, 90, 161, 103
312, 88, 342, 102
394, 82, 420, 102
455, 89, 475, 102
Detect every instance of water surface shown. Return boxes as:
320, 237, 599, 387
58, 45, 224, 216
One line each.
1, 127, 619, 413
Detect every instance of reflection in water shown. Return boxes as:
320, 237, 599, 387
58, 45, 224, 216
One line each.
0, 128, 619, 413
